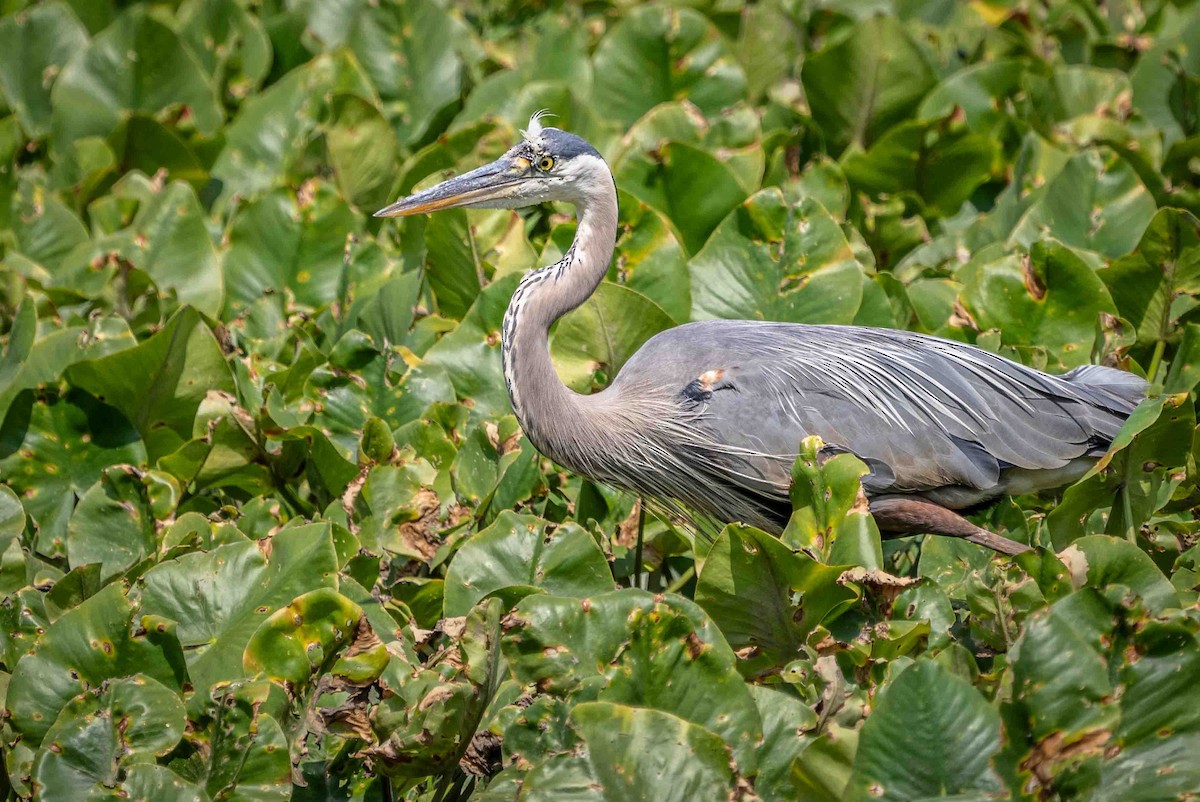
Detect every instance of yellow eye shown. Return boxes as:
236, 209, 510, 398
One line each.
537, 156, 555, 171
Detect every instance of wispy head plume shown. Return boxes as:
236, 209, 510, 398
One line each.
521, 109, 555, 143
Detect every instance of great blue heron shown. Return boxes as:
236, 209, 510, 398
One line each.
376, 115, 1147, 556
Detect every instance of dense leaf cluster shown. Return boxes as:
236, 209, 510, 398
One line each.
0, 1, 1199, 800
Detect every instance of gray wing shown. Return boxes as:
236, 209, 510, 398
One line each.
616, 320, 1146, 502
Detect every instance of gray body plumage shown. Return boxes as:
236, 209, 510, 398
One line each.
376, 119, 1147, 551
599, 321, 1143, 531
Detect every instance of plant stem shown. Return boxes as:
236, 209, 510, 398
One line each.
633, 500, 645, 590
1147, 338, 1167, 384
666, 565, 695, 595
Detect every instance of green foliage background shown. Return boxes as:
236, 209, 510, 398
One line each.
0, 0, 1199, 799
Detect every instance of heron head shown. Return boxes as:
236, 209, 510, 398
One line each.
374, 112, 607, 218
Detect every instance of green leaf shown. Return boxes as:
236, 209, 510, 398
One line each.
1059, 535, 1179, 612
443, 511, 612, 617
521, 702, 737, 802
138, 522, 339, 703
0, 484, 25, 545
182, 679, 291, 801
243, 588, 384, 688
552, 282, 675, 391
103, 174, 223, 317
0, 2, 89, 138
503, 589, 761, 770
690, 189, 865, 324
7, 583, 187, 745
1008, 590, 1117, 743
751, 685, 818, 802
66, 466, 156, 580
33, 675, 186, 800
370, 598, 502, 778
842, 120, 997, 217
325, 93, 398, 210
610, 190, 692, 322
694, 525, 859, 668
1098, 207, 1200, 348
223, 182, 362, 314
846, 659, 1004, 801
211, 52, 372, 201
615, 140, 748, 255
422, 273, 521, 419
0, 389, 145, 558
783, 437, 883, 567
65, 307, 236, 462
1007, 149, 1157, 259
8, 177, 90, 272
340, 0, 465, 146
801, 16, 937, 151
958, 240, 1118, 370
592, 6, 746, 128
50, 5, 221, 149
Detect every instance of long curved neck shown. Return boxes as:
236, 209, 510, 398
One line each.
501, 161, 618, 465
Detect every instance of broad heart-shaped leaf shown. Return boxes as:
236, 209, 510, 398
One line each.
422, 272, 522, 420
180, 678, 291, 802
520, 703, 737, 802
801, 15, 937, 151
917, 59, 1027, 134
592, 5, 746, 128
49, 5, 220, 149
325, 93, 398, 211
0, 2, 89, 137
694, 525, 859, 669
7, 583, 188, 745
613, 103, 765, 197
211, 51, 374, 202
690, 189, 865, 324
614, 140, 747, 255
453, 12, 594, 135
0, 310, 134, 420
0, 388, 145, 558
66, 465, 156, 581
138, 522, 339, 706
7, 175, 90, 273
751, 685, 819, 802
784, 437, 883, 568
845, 659, 1004, 801
1095, 620, 1200, 799
65, 306, 235, 462
1008, 590, 1117, 745
243, 588, 386, 688
80, 174, 223, 317
502, 589, 761, 772
336, 0, 464, 146
1059, 535, 1179, 612
33, 675, 186, 799
0, 484, 24, 545
178, 0, 271, 89
443, 511, 613, 617
1008, 148, 1157, 259
609, 189, 692, 322
370, 598, 503, 778
222, 181, 362, 314
1099, 208, 1200, 347
106, 115, 207, 190
551, 282, 675, 392
957, 240, 1117, 371
841, 119, 997, 218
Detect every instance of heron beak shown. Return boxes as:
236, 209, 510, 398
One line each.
373, 157, 525, 218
